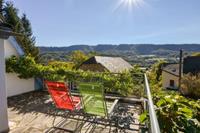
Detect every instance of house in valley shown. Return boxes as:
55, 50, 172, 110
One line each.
5, 36, 35, 97
162, 55, 200, 90
162, 64, 180, 90
79, 56, 132, 73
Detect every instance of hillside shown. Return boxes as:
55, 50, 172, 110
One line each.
39, 44, 200, 55
38, 44, 200, 66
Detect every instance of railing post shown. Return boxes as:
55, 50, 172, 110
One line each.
144, 74, 160, 133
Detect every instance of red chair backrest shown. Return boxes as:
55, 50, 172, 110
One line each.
45, 81, 75, 111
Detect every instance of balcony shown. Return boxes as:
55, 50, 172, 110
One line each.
7, 74, 160, 133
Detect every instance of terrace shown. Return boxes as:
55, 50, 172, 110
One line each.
7, 74, 160, 133
0, 28, 161, 132
8, 91, 141, 133
0, 19, 160, 133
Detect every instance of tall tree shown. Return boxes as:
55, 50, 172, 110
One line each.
3, 1, 39, 61
19, 13, 39, 60
3, 2, 22, 32
21, 14, 33, 37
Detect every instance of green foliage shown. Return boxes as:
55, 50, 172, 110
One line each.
181, 73, 200, 98
147, 60, 166, 93
48, 61, 74, 70
139, 111, 147, 124
17, 13, 39, 60
3, 1, 39, 60
157, 92, 200, 132
150, 60, 166, 82
141, 61, 200, 132
6, 55, 17, 72
39, 50, 99, 66
38, 52, 69, 64
69, 50, 89, 68
140, 92, 200, 132
6, 56, 144, 96
6, 55, 38, 78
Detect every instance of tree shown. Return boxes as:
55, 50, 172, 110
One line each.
69, 50, 89, 69
3, 2, 39, 61
151, 60, 166, 81
3, 2, 22, 32
21, 14, 32, 36
18, 13, 39, 60
147, 60, 166, 93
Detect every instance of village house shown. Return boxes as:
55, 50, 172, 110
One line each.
79, 56, 132, 73
162, 64, 180, 90
162, 56, 200, 90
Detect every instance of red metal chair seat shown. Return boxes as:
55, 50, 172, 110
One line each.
45, 81, 81, 111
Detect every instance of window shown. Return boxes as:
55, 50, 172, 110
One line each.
170, 80, 175, 87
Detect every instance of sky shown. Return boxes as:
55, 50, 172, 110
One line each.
9, 0, 200, 46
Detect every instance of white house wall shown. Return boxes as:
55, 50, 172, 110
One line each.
0, 39, 9, 132
4, 36, 35, 97
6, 73, 35, 97
162, 71, 179, 89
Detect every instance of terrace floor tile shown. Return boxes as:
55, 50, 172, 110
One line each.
8, 91, 143, 133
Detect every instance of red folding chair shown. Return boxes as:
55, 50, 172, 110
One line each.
45, 81, 81, 129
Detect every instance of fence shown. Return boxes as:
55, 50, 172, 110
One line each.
144, 74, 160, 133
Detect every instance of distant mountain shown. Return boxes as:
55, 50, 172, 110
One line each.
39, 44, 200, 55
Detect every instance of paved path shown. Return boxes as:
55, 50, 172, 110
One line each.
8, 91, 142, 133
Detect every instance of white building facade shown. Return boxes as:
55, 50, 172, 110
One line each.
5, 36, 35, 97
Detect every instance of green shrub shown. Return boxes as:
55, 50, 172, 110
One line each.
181, 73, 200, 98
140, 92, 200, 133
6, 56, 37, 78
6, 56, 144, 96
48, 61, 74, 70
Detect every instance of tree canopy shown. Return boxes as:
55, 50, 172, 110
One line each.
1, 1, 39, 61
69, 50, 89, 68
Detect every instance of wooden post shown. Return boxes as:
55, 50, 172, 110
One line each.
0, 39, 9, 132
179, 49, 183, 90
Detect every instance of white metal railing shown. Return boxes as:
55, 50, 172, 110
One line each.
144, 74, 160, 133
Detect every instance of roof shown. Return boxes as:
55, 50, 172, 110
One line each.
8, 36, 24, 56
80, 56, 132, 73
0, 20, 24, 56
162, 64, 179, 77
0, 23, 21, 39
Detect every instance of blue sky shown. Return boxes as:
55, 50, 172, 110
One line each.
9, 0, 200, 46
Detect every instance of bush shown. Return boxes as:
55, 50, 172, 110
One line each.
140, 63, 200, 132
181, 73, 200, 98
6, 56, 144, 96
48, 61, 74, 70
6, 56, 38, 78
140, 91, 200, 132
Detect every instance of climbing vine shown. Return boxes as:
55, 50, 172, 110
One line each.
6, 56, 144, 96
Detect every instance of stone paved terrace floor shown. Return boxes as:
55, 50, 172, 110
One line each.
7, 91, 143, 133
